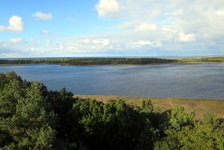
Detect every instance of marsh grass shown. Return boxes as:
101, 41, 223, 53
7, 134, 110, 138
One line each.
75, 95, 224, 120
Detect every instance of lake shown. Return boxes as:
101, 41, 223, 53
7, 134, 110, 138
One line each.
1, 64, 224, 100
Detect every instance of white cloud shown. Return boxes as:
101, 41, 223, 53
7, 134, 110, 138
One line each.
55, 44, 64, 50
115, 21, 157, 32
216, 10, 224, 16
92, 39, 100, 44
103, 39, 110, 46
138, 40, 152, 46
95, 0, 120, 17
96, 0, 166, 19
179, 32, 196, 42
30, 38, 41, 43
83, 39, 110, 47
41, 30, 49, 35
31, 47, 35, 52
135, 23, 157, 31
0, 16, 24, 32
115, 21, 138, 29
50, 38, 113, 56
111, 0, 224, 53
10, 38, 24, 43
167, 1, 224, 40
46, 40, 51, 44
98, 0, 224, 42
130, 40, 163, 48
131, 40, 152, 48
33, 12, 52, 20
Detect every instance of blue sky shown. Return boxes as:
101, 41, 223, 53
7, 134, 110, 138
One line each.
0, 0, 224, 58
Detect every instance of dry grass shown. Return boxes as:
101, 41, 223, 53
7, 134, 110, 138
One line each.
74, 95, 224, 120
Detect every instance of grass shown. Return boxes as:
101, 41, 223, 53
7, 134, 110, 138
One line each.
178, 56, 224, 64
75, 95, 224, 120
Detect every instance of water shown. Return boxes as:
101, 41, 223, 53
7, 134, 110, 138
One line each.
1, 64, 224, 100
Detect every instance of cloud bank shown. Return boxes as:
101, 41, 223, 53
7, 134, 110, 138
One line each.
95, 0, 224, 41
93, 0, 224, 56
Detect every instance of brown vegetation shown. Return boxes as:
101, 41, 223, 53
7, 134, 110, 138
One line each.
75, 95, 224, 120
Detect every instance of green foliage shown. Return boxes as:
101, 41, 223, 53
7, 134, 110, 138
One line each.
154, 106, 224, 150
2, 57, 224, 66
137, 119, 160, 150
0, 57, 177, 65
168, 105, 195, 131
141, 100, 153, 113
201, 112, 216, 124
179, 56, 224, 63
0, 72, 56, 149
0, 71, 224, 149
69, 99, 147, 149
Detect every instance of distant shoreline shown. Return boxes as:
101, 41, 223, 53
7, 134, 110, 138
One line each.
0, 56, 224, 66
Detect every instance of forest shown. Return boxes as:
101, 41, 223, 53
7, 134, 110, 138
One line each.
0, 72, 224, 150
1, 57, 224, 66
0, 58, 177, 65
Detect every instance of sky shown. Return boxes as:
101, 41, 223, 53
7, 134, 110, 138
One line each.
0, 0, 224, 58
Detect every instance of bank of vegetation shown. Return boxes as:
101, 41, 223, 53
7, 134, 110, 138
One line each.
0, 58, 177, 65
1, 56, 224, 66
77, 95, 224, 120
0, 71, 224, 149
178, 56, 224, 64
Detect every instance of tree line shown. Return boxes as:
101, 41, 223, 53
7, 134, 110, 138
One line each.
0, 58, 177, 65
0, 72, 224, 149
179, 56, 224, 63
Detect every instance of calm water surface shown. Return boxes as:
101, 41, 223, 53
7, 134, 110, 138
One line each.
1, 64, 224, 100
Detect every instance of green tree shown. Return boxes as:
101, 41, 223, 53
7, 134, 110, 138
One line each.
201, 112, 216, 124
168, 105, 194, 131
141, 100, 153, 113
154, 105, 195, 150
68, 99, 145, 150
3, 82, 56, 149
0, 72, 28, 148
0, 72, 57, 149
136, 119, 160, 150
